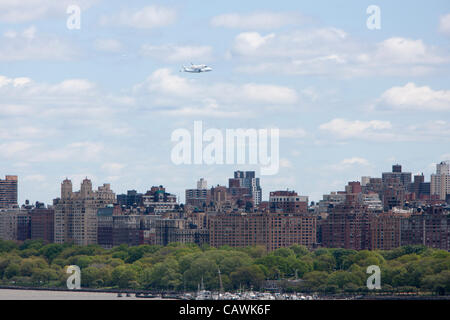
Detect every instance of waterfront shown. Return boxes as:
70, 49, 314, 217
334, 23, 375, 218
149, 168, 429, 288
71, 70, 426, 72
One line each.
0, 289, 151, 300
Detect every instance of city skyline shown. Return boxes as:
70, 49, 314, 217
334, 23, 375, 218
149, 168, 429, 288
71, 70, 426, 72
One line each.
1, 159, 449, 206
1, 1, 450, 207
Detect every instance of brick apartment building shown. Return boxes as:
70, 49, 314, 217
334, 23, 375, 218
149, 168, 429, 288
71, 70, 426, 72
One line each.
321, 197, 370, 250
208, 211, 316, 251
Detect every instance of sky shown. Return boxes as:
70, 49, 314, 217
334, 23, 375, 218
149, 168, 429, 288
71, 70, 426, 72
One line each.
1, 0, 449, 205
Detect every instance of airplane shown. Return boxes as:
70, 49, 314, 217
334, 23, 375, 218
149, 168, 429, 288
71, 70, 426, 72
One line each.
180, 63, 212, 73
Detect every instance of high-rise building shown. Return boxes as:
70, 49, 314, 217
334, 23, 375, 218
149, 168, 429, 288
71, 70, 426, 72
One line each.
230, 171, 262, 206
361, 176, 371, 187
400, 206, 450, 250
186, 179, 210, 209
117, 190, 143, 207
269, 190, 308, 214
197, 178, 207, 190
30, 207, 54, 243
142, 186, 177, 213
54, 178, 115, 245
382, 164, 412, 188
208, 211, 316, 251
431, 161, 450, 201
155, 218, 209, 246
321, 197, 370, 250
369, 210, 409, 250
0, 208, 29, 241
0, 175, 18, 209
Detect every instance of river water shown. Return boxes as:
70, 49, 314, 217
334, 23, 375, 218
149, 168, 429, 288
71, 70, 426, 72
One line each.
0, 289, 160, 300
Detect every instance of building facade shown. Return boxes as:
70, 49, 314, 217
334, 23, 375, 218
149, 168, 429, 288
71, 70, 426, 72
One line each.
54, 178, 115, 245
208, 211, 316, 251
0, 175, 18, 209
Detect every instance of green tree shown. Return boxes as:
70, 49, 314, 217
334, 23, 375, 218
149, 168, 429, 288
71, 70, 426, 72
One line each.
111, 265, 138, 289
230, 265, 265, 290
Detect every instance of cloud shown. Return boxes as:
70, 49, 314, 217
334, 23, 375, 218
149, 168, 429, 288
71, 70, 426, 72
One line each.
0, 75, 96, 98
0, 0, 97, 23
0, 73, 135, 158
319, 118, 450, 143
99, 6, 176, 29
211, 12, 305, 29
30, 142, 104, 163
319, 118, 392, 140
326, 157, 371, 172
23, 174, 46, 183
233, 32, 276, 55
279, 128, 307, 139
0, 141, 35, 158
101, 163, 126, 175
0, 26, 77, 61
230, 29, 449, 77
280, 158, 293, 168
94, 39, 122, 52
140, 44, 213, 62
406, 121, 450, 140
134, 68, 298, 117
341, 157, 369, 166
377, 83, 450, 111
439, 13, 450, 35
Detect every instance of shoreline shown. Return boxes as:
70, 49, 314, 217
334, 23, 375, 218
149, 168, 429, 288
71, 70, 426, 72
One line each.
0, 286, 448, 300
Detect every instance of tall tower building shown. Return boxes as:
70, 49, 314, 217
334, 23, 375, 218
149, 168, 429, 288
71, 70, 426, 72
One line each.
0, 175, 18, 209
61, 178, 73, 200
54, 178, 115, 245
232, 171, 262, 206
431, 161, 450, 201
197, 178, 207, 190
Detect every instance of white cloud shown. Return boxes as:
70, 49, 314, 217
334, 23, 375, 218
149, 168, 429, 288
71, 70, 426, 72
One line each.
134, 68, 298, 117
378, 83, 450, 111
0, 0, 97, 23
406, 121, 450, 140
233, 32, 276, 55
94, 39, 122, 52
101, 163, 126, 175
0, 141, 35, 158
211, 12, 305, 29
0, 75, 96, 98
23, 174, 46, 183
140, 44, 213, 62
327, 157, 371, 172
319, 118, 450, 143
319, 118, 392, 140
279, 128, 307, 139
100, 6, 176, 29
0, 104, 32, 116
30, 142, 104, 163
0, 26, 77, 61
280, 158, 293, 168
439, 13, 450, 35
230, 29, 448, 77
341, 157, 369, 166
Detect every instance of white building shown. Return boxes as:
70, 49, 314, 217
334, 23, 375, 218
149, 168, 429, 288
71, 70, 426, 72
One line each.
431, 161, 450, 201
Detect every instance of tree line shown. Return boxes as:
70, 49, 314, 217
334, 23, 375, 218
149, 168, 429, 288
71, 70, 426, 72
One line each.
0, 240, 449, 295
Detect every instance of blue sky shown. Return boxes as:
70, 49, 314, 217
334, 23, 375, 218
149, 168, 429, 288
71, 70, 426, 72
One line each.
1, 0, 449, 204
